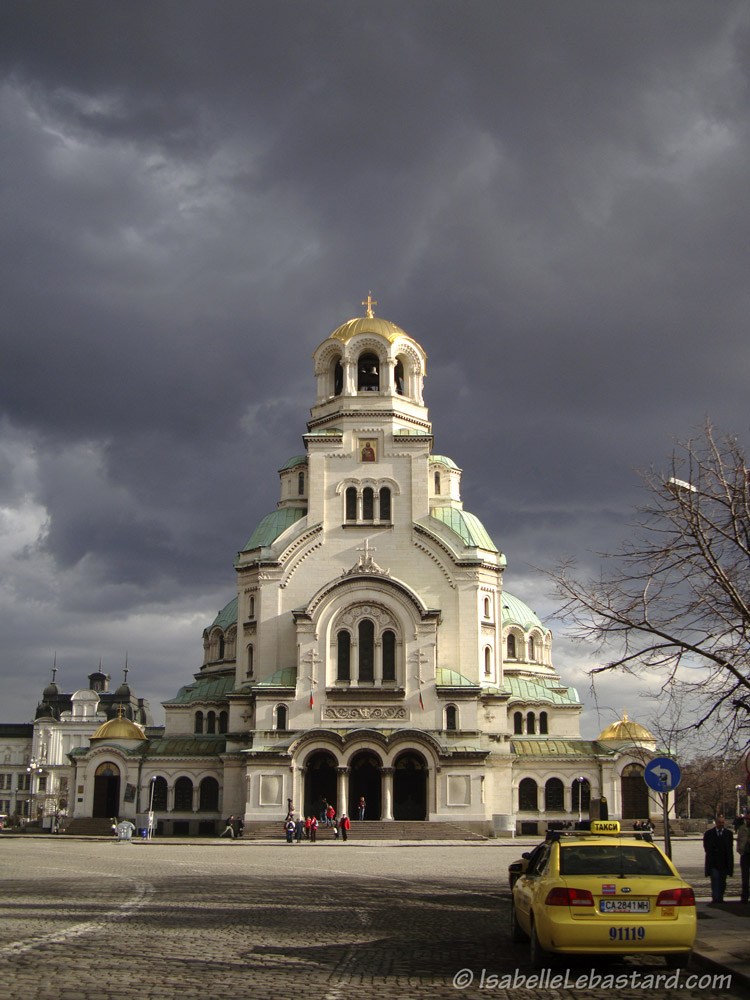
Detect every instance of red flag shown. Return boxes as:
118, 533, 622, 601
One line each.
309, 691, 314, 708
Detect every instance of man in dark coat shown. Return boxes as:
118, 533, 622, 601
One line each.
704, 814, 734, 903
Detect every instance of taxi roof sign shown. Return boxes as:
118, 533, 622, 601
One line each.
590, 820, 621, 834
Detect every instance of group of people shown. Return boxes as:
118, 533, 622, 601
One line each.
219, 814, 244, 839
703, 812, 750, 904
632, 819, 654, 831
284, 808, 351, 843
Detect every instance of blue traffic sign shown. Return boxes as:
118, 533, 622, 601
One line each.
644, 757, 681, 792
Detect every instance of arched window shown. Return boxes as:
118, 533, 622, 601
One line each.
519, 778, 538, 811
199, 776, 219, 811
334, 360, 343, 396
379, 486, 391, 521
571, 778, 591, 812
434, 471, 441, 494
337, 630, 351, 681
539, 711, 548, 735
151, 776, 168, 811
249, 596, 255, 617
395, 359, 404, 394
246, 645, 254, 678
218, 635, 225, 659
526, 711, 536, 735
362, 487, 374, 520
194, 711, 204, 734
359, 619, 374, 682
483, 597, 490, 618
382, 630, 396, 682
345, 487, 357, 521
275, 705, 287, 731
206, 711, 216, 735
484, 647, 492, 676
174, 777, 193, 812
298, 471, 305, 495
513, 711, 523, 735
507, 634, 516, 658
545, 778, 564, 811
357, 352, 379, 391
445, 705, 457, 730
218, 711, 228, 734
528, 636, 535, 661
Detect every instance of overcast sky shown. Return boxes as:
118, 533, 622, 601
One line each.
1, 1, 748, 739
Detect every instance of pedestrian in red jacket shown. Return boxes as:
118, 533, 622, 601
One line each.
338, 813, 351, 842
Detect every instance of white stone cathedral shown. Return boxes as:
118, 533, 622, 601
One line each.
30, 303, 661, 836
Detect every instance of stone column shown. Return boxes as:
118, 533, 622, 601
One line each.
374, 639, 383, 685
343, 360, 356, 395
383, 358, 396, 394
381, 767, 394, 821
290, 765, 303, 817
336, 766, 350, 817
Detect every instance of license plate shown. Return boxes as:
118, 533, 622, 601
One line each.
600, 899, 650, 913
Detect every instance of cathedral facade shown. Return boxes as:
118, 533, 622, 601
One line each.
16, 306, 661, 835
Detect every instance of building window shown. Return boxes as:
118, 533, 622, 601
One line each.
357, 352, 379, 391
337, 630, 351, 681
519, 778, 538, 811
484, 647, 492, 676
434, 471, 441, 494
249, 596, 255, 618
275, 705, 287, 731
513, 711, 523, 735
539, 711, 548, 735
507, 634, 516, 659
206, 711, 216, 735
395, 359, 404, 394
218, 711, 228, 734
195, 711, 204, 734
545, 778, 564, 811
528, 636, 535, 661
445, 705, 457, 731
218, 635, 225, 660
345, 487, 357, 521
362, 487, 374, 520
359, 619, 375, 682
483, 597, 490, 618
199, 777, 220, 812
38, 775, 47, 792
246, 645, 254, 678
298, 471, 305, 495
526, 711, 536, 735
382, 630, 396, 682
572, 778, 591, 812
379, 486, 391, 521
334, 360, 343, 396
174, 777, 193, 812
152, 776, 168, 811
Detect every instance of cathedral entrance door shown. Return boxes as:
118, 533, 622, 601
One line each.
304, 751, 338, 818
348, 751, 381, 820
93, 762, 121, 818
621, 764, 649, 819
393, 751, 427, 820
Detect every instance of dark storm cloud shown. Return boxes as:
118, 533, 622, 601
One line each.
1, 1, 749, 732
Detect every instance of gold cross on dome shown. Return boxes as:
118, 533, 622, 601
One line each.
362, 292, 377, 318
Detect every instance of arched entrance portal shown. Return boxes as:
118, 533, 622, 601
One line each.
93, 762, 121, 817
621, 763, 650, 819
304, 751, 337, 818
348, 751, 382, 820
393, 751, 428, 820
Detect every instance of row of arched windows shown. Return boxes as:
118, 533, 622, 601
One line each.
518, 777, 591, 812
150, 775, 221, 812
506, 633, 544, 661
345, 485, 391, 522
332, 353, 408, 396
195, 710, 228, 734
513, 710, 548, 735
337, 623, 397, 682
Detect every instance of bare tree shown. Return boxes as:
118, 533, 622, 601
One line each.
549, 421, 750, 752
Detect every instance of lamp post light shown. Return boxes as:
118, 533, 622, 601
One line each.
687, 787, 692, 821
576, 776, 585, 825
147, 776, 156, 839
25, 757, 44, 827
736, 784, 743, 818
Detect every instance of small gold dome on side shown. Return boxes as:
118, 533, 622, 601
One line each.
598, 712, 655, 743
91, 717, 147, 742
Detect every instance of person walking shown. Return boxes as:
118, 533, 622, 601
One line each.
737, 811, 750, 904
236, 817, 244, 839
338, 812, 351, 842
326, 803, 336, 827
704, 814, 734, 903
358, 797, 366, 821
285, 817, 295, 844
220, 815, 235, 838
320, 798, 328, 823
304, 816, 311, 840
309, 815, 318, 843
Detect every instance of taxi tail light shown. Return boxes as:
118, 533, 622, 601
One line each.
656, 887, 695, 907
544, 887, 594, 907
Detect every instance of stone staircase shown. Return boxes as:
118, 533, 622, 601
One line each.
240, 820, 488, 841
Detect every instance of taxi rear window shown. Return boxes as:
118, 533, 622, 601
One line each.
560, 845, 672, 876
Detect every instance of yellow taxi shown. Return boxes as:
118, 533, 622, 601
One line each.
511, 822, 696, 967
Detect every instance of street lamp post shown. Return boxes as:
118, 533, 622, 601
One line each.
25, 757, 44, 827
147, 776, 156, 840
687, 787, 692, 821
576, 776, 585, 825
736, 784, 743, 818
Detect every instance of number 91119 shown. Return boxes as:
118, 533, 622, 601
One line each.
609, 927, 646, 941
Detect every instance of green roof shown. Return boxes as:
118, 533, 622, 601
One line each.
255, 665, 297, 688
209, 596, 238, 631
429, 455, 459, 470
279, 455, 308, 471
428, 506, 498, 552
502, 675, 580, 706
512, 739, 615, 757
436, 668, 478, 688
163, 673, 237, 706
501, 592, 550, 633
145, 737, 227, 757
243, 507, 307, 549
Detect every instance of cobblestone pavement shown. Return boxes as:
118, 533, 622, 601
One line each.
0, 838, 746, 1000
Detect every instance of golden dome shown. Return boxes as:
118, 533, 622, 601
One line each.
597, 713, 655, 743
329, 316, 410, 345
91, 716, 147, 742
